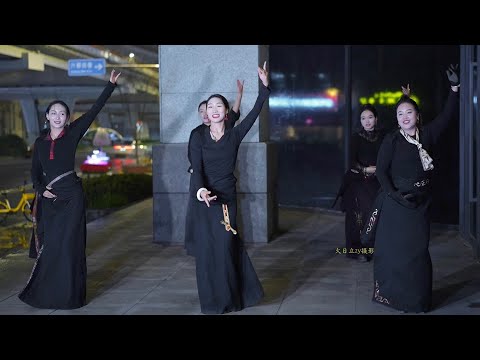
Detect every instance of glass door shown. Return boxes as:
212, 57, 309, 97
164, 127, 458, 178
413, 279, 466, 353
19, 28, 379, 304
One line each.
460, 45, 480, 259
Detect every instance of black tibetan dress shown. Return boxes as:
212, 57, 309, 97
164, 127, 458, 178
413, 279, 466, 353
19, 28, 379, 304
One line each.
184, 110, 240, 257
190, 85, 270, 314
372, 89, 458, 313
19, 81, 116, 309
342, 129, 384, 257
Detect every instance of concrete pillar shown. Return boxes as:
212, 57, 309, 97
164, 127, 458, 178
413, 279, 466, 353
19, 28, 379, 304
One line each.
153, 45, 277, 245
96, 113, 111, 128
19, 98, 40, 145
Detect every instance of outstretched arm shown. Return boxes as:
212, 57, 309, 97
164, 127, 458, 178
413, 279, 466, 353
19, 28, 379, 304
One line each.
225, 80, 244, 130
233, 62, 270, 143
70, 70, 121, 140
424, 64, 460, 143
232, 79, 244, 113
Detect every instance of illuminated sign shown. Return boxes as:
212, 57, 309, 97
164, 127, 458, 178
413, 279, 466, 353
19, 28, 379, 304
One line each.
359, 91, 420, 106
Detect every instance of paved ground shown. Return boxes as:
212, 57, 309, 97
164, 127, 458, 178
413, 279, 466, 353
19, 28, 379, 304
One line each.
0, 198, 479, 315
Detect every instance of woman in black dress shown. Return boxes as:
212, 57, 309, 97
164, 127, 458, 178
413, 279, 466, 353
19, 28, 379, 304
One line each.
189, 63, 269, 314
341, 104, 384, 262
371, 65, 459, 313
185, 80, 244, 257
19, 70, 121, 309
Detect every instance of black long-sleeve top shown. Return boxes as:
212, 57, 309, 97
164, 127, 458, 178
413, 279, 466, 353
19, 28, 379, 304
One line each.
190, 85, 270, 203
376, 88, 459, 195
187, 109, 240, 173
31, 81, 116, 195
349, 129, 384, 171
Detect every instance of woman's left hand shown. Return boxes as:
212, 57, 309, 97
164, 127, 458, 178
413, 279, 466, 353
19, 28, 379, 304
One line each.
110, 69, 121, 84
237, 79, 244, 95
257, 61, 269, 87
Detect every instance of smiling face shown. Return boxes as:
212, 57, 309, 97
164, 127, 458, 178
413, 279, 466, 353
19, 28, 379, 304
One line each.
46, 102, 69, 129
396, 102, 418, 133
206, 96, 228, 124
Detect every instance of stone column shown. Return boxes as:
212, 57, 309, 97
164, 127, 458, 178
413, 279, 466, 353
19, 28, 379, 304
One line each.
19, 98, 40, 145
153, 45, 277, 245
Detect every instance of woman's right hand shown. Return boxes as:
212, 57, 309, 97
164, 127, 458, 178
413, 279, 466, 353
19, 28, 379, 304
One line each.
200, 189, 217, 207
258, 61, 269, 87
110, 69, 121, 84
43, 190, 57, 199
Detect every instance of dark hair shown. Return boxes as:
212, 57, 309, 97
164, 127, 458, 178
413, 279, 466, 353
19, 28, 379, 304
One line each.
359, 103, 378, 119
354, 103, 379, 132
45, 100, 71, 119
395, 95, 422, 125
206, 94, 230, 112
395, 95, 420, 114
197, 100, 207, 111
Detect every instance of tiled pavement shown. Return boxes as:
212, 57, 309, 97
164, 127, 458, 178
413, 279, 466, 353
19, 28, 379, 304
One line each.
0, 198, 479, 315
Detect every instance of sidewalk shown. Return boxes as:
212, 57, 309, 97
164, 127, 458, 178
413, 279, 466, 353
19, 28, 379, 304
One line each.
0, 156, 32, 167
0, 198, 479, 315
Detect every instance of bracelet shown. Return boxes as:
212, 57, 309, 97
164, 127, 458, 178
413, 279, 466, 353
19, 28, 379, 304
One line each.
197, 187, 208, 201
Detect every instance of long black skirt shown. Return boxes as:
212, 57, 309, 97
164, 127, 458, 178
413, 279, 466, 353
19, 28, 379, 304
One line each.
194, 200, 264, 314
184, 193, 199, 257
19, 176, 87, 310
343, 176, 379, 257
372, 194, 432, 313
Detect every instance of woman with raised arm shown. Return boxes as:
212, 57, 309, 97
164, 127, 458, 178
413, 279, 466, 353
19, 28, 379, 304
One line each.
185, 79, 244, 257
190, 63, 269, 314
368, 65, 459, 313
19, 70, 121, 310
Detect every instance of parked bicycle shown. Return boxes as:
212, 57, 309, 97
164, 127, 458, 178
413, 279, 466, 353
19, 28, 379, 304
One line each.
0, 184, 35, 225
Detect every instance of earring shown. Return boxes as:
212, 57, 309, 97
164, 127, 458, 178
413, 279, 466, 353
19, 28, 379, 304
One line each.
43, 120, 48, 129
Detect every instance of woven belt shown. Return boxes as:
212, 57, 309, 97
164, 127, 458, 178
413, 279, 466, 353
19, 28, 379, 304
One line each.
46, 170, 75, 189
220, 204, 237, 235
414, 179, 430, 187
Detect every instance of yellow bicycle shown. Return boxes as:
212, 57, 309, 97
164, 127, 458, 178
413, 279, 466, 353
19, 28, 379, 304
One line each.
0, 185, 35, 224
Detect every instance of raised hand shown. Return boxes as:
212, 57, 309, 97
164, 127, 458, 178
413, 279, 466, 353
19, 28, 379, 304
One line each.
237, 79, 244, 95
401, 84, 411, 97
446, 64, 459, 86
110, 69, 121, 84
257, 61, 269, 87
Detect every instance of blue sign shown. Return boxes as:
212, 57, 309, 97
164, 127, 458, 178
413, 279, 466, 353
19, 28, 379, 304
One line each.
68, 58, 106, 76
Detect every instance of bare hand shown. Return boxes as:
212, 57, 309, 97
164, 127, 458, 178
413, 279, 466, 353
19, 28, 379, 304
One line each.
257, 61, 269, 87
43, 190, 57, 199
401, 84, 411, 97
365, 166, 376, 174
237, 79, 244, 95
201, 189, 217, 207
110, 69, 121, 84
